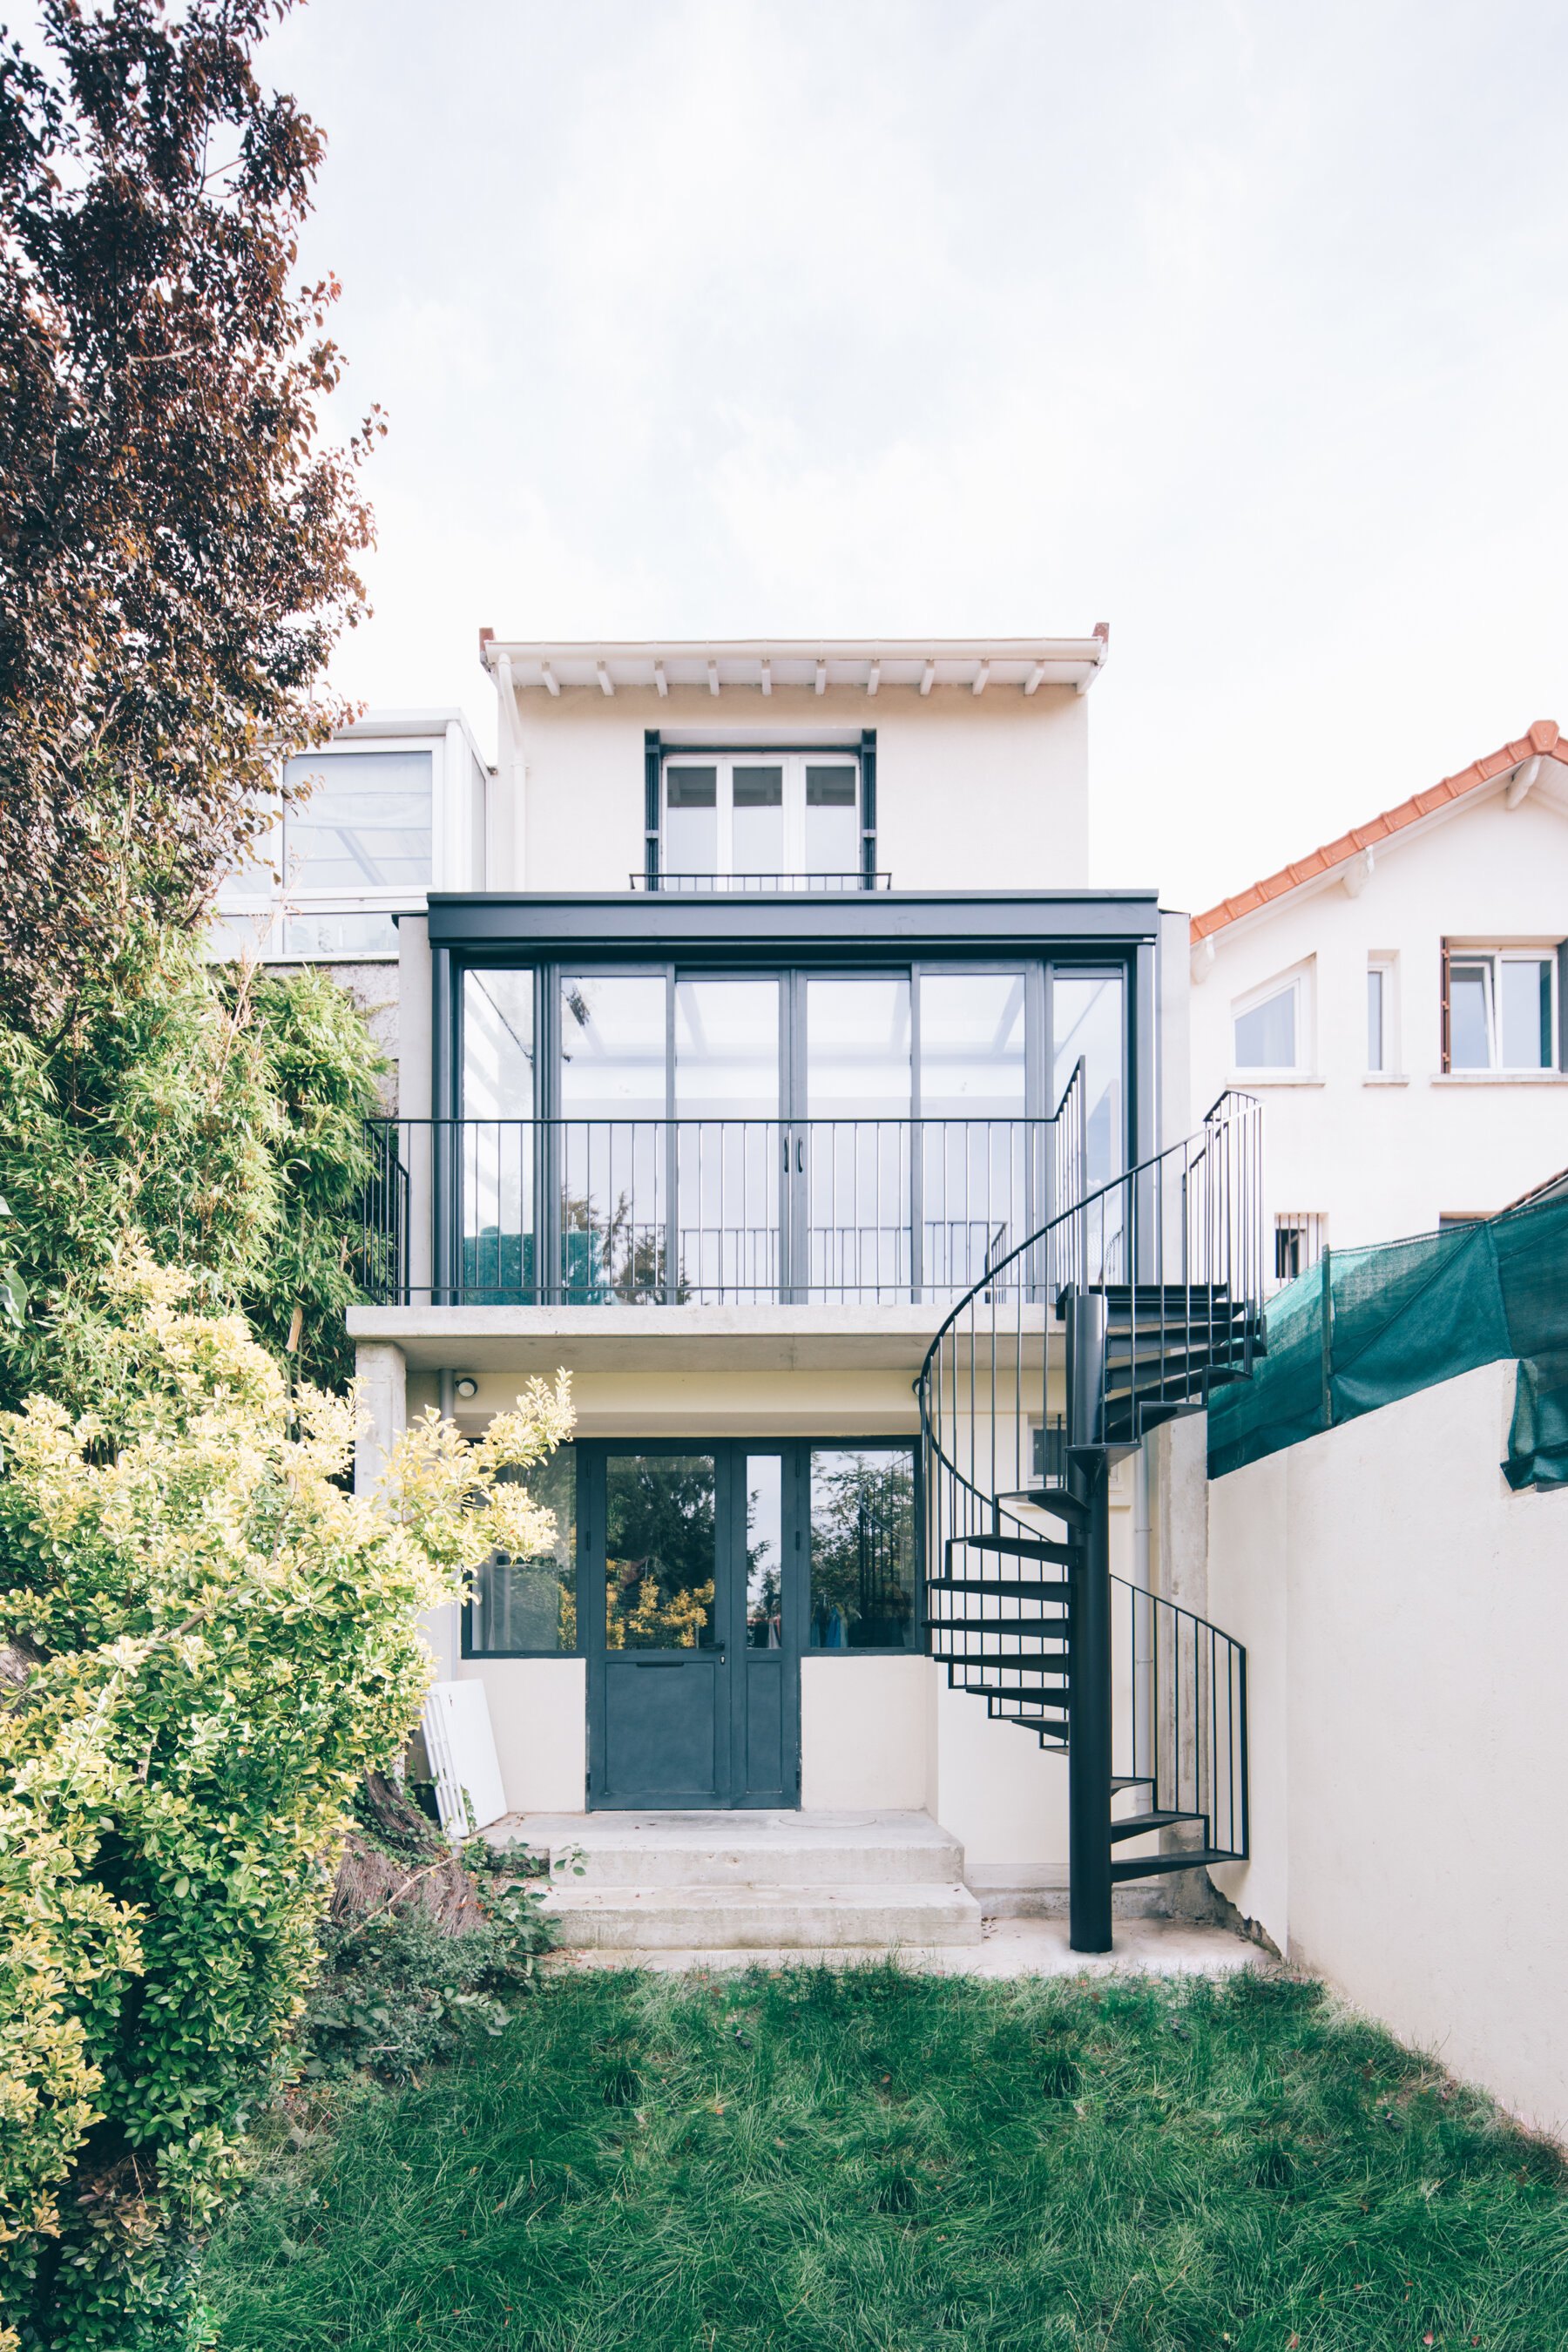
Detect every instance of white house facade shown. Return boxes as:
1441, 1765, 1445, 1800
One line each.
1188, 720, 1568, 1276
260, 634, 1270, 1957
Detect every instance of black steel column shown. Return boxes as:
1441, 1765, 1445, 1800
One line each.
431, 944, 455, 1304
1067, 1443, 1113, 1953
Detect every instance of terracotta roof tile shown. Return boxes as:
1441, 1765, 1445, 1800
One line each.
1190, 723, 1567, 944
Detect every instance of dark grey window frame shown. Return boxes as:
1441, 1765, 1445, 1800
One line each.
462, 1431, 924, 1660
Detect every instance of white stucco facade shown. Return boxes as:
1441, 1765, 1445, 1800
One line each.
1207, 1359, 1568, 2135
1188, 748, 1568, 1257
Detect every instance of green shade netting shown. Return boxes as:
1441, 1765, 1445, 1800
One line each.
1207, 1190, 1568, 1490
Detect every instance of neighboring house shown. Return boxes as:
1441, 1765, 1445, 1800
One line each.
336, 636, 1262, 1951
1188, 720, 1568, 1278
212, 707, 490, 1110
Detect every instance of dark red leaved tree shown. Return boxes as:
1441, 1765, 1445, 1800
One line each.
0, 0, 382, 1031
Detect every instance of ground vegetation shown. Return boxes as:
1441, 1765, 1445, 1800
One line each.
201, 1959, 1567, 2350
0, 1264, 572, 2348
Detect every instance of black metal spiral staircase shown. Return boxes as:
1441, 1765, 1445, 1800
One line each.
917, 1091, 1265, 1952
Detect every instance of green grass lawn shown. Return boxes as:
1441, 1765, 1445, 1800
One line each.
201, 1961, 1567, 2350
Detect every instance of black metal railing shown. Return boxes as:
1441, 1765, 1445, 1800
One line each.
1112, 1576, 1248, 1862
362, 1069, 1087, 1309
916, 1091, 1262, 1944
627, 871, 893, 893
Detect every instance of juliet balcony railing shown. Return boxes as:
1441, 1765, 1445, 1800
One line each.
362, 1067, 1089, 1310
626, 872, 893, 893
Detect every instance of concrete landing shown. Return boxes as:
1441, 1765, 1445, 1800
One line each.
493, 1808, 983, 1951
547, 1915, 1263, 1980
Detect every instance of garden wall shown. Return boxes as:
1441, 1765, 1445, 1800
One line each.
1207, 1358, 1568, 2133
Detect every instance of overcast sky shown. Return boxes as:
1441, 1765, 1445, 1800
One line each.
258, 0, 1568, 913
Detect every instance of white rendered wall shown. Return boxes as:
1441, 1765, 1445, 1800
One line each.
1188, 786, 1568, 1250
801, 1656, 930, 1808
1208, 1360, 1568, 2133
456, 1658, 586, 1815
503, 679, 1089, 893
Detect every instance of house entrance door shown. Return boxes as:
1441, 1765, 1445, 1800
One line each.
586, 1443, 801, 1809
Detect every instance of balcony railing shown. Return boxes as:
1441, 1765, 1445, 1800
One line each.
362, 1074, 1089, 1311
627, 871, 892, 893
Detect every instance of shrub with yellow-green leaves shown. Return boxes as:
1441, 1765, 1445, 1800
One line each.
0, 1260, 572, 2349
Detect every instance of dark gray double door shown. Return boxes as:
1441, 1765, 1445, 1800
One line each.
584, 1443, 802, 1810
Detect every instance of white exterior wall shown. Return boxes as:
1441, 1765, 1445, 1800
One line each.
1189, 783, 1568, 1253
502, 679, 1089, 893
1208, 1360, 1568, 2133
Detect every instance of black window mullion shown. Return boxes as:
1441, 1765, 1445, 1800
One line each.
644, 730, 660, 888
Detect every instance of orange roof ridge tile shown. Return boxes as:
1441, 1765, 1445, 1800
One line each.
1190, 723, 1566, 944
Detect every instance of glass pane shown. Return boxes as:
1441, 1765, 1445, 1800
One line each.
605, 1455, 716, 1650
464, 970, 535, 1118
674, 981, 781, 1301
1367, 969, 1384, 1071
469, 1446, 575, 1652
280, 909, 399, 957
1449, 961, 1492, 1070
463, 971, 536, 1301
732, 766, 784, 875
1501, 958, 1552, 1070
281, 750, 432, 891
560, 976, 666, 1116
920, 973, 1029, 1294
806, 979, 912, 1301
807, 978, 910, 1112
674, 980, 780, 1117
1053, 972, 1125, 1184
560, 977, 667, 1301
745, 1455, 783, 1650
920, 973, 1026, 1116
666, 767, 717, 874
1233, 986, 1296, 1071
808, 1449, 917, 1651
804, 765, 860, 875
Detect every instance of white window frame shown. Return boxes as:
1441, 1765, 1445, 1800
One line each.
1230, 957, 1315, 1078
1444, 943, 1561, 1073
1367, 953, 1398, 1076
661, 749, 862, 882
212, 730, 465, 963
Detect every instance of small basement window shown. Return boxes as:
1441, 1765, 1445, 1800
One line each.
1274, 1212, 1328, 1284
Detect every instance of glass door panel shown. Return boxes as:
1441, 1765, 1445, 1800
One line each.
732, 766, 785, 876
919, 972, 1029, 1298
462, 969, 536, 1301
803, 977, 912, 1301
600, 1451, 724, 1804
559, 974, 668, 1301
803, 765, 859, 876
675, 978, 781, 1301
1051, 970, 1125, 1283
588, 1444, 803, 1809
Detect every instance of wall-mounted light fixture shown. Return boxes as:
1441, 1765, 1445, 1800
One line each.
455, 1377, 478, 1402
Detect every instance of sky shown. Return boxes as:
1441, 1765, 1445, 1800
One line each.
251, 0, 1568, 914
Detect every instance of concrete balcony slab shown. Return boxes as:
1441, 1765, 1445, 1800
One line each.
347, 1301, 972, 1374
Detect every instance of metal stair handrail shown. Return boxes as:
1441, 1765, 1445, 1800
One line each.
917, 1087, 1263, 1530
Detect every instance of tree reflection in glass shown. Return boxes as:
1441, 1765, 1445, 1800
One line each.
808, 1449, 916, 1650
605, 1454, 716, 1649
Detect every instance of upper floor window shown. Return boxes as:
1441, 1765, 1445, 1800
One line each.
661, 752, 862, 886
213, 743, 441, 963
1443, 946, 1560, 1071
280, 749, 433, 894
1232, 961, 1312, 1074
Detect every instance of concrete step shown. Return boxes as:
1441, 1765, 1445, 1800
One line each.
541, 1878, 983, 1951
495, 1808, 964, 1890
